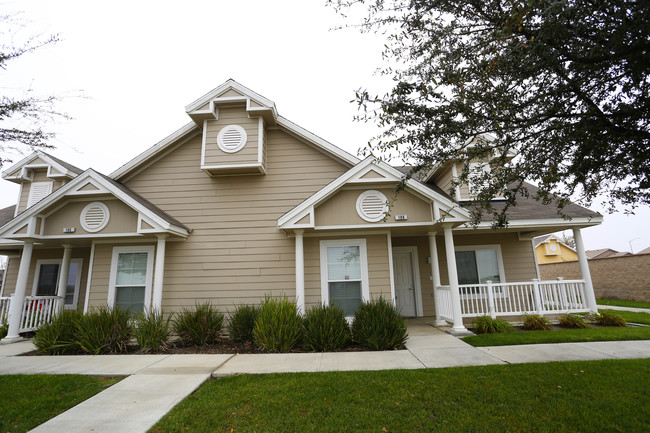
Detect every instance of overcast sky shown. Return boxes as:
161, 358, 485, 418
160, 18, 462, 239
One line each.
1, 0, 649, 254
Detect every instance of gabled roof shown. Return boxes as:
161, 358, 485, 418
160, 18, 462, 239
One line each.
278, 156, 470, 230
586, 248, 631, 260
111, 80, 359, 181
2, 150, 84, 182
0, 169, 190, 238
532, 234, 577, 252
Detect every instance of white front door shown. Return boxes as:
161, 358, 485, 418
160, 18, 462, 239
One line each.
393, 250, 417, 317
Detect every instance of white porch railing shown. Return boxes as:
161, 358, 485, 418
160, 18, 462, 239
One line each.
437, 279, 590, 319
0, 296, 11, 327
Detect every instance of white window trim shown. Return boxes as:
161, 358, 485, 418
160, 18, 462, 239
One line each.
27, 181, 53, 207
31, 258, 83, 309
319, 238, 370, 316
107, 245, 155, 313
455, 244, 506, 284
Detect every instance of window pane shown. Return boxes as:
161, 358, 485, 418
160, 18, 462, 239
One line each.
115, 286, 145, 313
455, 251, 479, 285
329, 281, 362, 316
116, 252, 148, 285
64, 263, 79, 305
327, 246, 361, 280
36, 264, 60, 296
476, 249, 500, 283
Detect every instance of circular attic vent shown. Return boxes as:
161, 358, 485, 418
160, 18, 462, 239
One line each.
217, 125, 247, 153
80, 202, 110, 232
356, 190, 388, 222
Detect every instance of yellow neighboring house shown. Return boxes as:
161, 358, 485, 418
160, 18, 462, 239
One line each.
534, 234, 578, 264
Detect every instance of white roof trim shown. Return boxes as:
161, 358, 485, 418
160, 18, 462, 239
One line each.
110, 122, 198, 180
185, 79, 277, 113
0, 169, 189, 238
278, 157, 470, 229
2, 151, 79, 181
456, 216, 603, 231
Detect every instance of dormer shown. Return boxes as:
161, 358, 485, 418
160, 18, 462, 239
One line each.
1, 151, 83, 215
185, 80, 278, 176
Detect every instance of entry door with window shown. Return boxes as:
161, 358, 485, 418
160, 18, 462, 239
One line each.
393, 250, 417, 317
108, 246, 154, 314
32, 259, 83, 309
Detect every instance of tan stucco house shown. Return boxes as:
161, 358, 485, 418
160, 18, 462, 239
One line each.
0, 80, 602, 342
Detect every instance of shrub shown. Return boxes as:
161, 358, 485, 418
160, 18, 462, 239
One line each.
134, 310, 171, 352
74, 307, 132, 354
473, 315, 513, 334
351, 297, 408, 350
558, 313, 589, 329
303, 304, 350, 352
522, 314, 552, 331
227, 305, 260, 343
253, 295, 303, 352
594, 310, 627, 327
33, 310, 83, 355
173, 302, 224, 346
0, 324, 7, 340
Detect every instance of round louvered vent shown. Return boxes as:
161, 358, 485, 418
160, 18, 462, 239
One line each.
217, 125, 247, 153
356, 190, 388, 222
80, 202, 110, 232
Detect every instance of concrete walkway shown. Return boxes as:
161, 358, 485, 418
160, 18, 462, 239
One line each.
1, 321, 649, 433
597, 305, 650, 313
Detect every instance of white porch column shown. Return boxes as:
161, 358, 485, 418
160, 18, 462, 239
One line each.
56, 245, 73, 313
428, 232, 446, 326
443, 225, 467, 333
573, 227, 598, 312
151, 234, 168, 315
295, 230, 305, 315
2, 241, 34, 343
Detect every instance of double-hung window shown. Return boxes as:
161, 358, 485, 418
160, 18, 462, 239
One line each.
455, 245, 505, 285
108, 246, 154, 314
320, 239, 369, 317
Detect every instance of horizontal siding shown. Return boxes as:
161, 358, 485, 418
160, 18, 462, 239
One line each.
123, 127, 349, 312
204, 107, 259, 165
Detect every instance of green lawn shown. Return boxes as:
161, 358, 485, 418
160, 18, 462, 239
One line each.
597, 299, 650, 309
0, 375, 120, 433
150, 359, 650, 433
599, 308, 650, 325
462, 325, 650, 347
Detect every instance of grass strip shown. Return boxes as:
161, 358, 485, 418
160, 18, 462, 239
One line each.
150, 359, 650, 433
462, 325, 650, 347
599, 308, 650, 325
597, 299, 650, 309
0, 375, 120, 433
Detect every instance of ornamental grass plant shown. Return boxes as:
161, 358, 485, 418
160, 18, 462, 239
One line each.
74, 307, 132, 354
522, 314, 552, 331
302, 303, 350, 352
594, 310, 627, 327
33, 309, 83, 355
173, 302, 224, 346
472, 315, 513, 334
133, 310, 171, 352
253, 295, 302, 352
351, 297, 407, 350
558, 313, 589, 329
227, 304, 260, 343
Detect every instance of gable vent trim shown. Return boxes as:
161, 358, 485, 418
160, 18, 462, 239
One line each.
356, 190, 389, 223
217, 125, 247, 153
80, 202, 110, 233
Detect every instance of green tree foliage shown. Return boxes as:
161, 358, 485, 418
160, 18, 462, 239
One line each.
0, 11, 67, 170
330, 0, 650, 224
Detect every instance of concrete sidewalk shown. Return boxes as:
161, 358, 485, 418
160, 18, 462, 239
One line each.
1, 324, 649, 433
597, 305, 650, 313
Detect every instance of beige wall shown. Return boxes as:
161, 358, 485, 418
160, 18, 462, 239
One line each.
43, 199, 139, 236
540, 254, 650, 302
315, 188, 432, 226
123, 125, 350, 312
2, 247, 91, 310
203, 107, 260, 166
